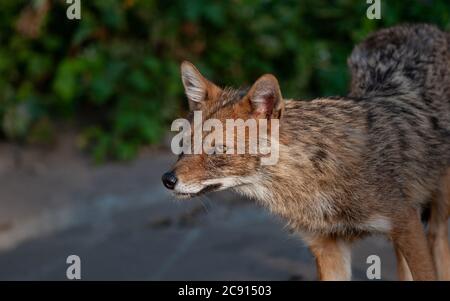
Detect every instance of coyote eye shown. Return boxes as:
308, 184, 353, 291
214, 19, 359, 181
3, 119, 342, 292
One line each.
215, 144, 228, 154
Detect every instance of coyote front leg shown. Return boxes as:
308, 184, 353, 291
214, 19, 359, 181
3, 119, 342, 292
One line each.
308, 237, 352, 281
394, 247, 413, 281
428, 171, 450, 280
391, 208, 436, 280
428, 218, 450, 280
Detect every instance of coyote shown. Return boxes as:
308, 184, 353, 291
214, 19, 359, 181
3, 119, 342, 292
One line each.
162, 24, 450, 280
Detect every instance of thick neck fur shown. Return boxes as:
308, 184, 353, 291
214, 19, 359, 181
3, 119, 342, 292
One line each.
234, 98, 374, 236
232, 24, 450, 238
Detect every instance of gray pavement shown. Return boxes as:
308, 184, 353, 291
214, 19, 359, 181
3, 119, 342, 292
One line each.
0, 137, 437, 280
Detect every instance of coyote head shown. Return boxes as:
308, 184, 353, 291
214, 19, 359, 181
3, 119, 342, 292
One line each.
162, 61, 283, 198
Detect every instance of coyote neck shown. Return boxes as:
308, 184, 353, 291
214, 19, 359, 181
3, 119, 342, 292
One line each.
235, 99, 371, 234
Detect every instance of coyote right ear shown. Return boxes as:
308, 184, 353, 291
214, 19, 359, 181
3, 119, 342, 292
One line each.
247, 74, 284, 119
180, 61, 220, 111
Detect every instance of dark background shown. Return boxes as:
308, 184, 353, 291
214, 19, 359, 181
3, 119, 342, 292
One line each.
1, 0, 449, 161
0, 0, 449, 280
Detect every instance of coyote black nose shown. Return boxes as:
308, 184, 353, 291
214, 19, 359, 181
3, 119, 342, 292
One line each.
162, 171, 177, 190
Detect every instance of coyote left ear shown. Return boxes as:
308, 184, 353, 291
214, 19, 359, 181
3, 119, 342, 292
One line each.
180, 61, 220, 111
247, 74, 284, 119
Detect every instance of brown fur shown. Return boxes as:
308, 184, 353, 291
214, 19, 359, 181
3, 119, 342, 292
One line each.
308, 237, 351, 280
427, 169, 450, 280
164, 24, 450, 280
395, 247, 413, 281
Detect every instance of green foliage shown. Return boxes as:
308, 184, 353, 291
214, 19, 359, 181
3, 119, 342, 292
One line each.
0, 0, 449, 162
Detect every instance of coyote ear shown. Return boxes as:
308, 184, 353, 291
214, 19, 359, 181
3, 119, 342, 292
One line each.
247, 74, 284, 119
181, 61, 220, 111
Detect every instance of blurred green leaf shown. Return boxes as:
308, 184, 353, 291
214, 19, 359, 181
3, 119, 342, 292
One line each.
0, 0, 449, 161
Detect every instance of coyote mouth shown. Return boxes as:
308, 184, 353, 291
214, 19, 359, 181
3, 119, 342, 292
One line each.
174, 183, 223, 199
